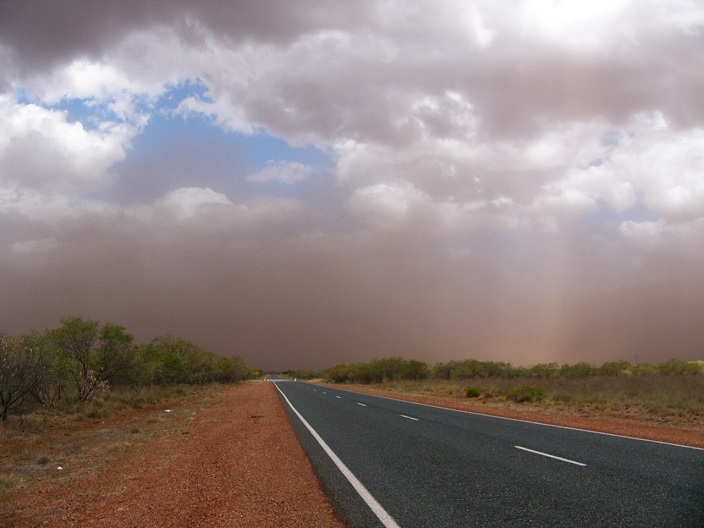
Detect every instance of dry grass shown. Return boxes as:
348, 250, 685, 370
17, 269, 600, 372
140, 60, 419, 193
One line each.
0, 384, 224, 495
353, 375, 704, 429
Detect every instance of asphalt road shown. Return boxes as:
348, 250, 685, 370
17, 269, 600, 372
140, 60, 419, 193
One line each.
273, 380, 704, 528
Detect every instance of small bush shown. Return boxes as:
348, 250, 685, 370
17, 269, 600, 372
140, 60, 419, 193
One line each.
506, 385, 544, 403
465, 386, 483, 398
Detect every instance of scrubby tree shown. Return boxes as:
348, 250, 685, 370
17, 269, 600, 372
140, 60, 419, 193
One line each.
156, 336, 210, 384
349, 363, 380, 384
527, 363, 559, 378
49, 316, 101, 401
26, 331, 70, 406
49, 317, 138, 400
214, 356, 252, 382
370, 357, 407, 381
598, 361, 631, 376
0, 333, 48, 419
559, 362, 596, 378
137, 336, 250, 385
214, 356, 239, 382
96, 323, 137, 386
657, 358, 704, 375
138, 337, 188, 385
630, 363, 658, 375
326, 364, 352, 383
431, 361, 457, 379
688, 360, 704, 374
450, 359, 492, 379
398, 360, 429, 380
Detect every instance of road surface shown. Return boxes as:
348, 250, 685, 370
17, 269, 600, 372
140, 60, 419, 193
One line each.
273, 380, 704, 527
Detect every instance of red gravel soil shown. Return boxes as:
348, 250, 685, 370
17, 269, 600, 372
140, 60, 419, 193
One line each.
1, 382, 345, 528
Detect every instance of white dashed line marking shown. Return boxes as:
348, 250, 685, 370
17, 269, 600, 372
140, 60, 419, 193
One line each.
515, 446, 586, 467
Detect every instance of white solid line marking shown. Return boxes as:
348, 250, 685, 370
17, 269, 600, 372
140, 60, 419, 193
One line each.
400, 414, 419, 421
357, 402, 367, 407
274, 383, 400, 528
515, 446, 587, 467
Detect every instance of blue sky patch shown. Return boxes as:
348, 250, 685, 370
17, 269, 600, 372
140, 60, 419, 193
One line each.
104, 85, 332, 204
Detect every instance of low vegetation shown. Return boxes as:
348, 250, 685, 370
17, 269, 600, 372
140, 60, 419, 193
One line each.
287, 356, 704, 426
289, 356, 704, 385
506, 385, 544, 403
464, 385, 482, 398
0, 316, 253, 422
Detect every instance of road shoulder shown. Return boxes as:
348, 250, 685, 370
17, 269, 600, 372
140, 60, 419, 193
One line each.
1, 382, 346, 528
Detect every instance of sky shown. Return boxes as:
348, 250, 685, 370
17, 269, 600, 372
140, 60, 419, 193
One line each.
1, 0, 704, 370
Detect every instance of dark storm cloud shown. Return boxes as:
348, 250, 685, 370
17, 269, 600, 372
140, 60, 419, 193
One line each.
0, 0, 364, 75
1, 1, 704, 369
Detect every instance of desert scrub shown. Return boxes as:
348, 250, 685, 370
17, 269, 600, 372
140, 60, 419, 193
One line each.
506, 385, 544, 403
465, 386, 483, 398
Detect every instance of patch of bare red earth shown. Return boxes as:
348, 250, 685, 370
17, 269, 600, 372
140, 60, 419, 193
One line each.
4, 382, 345, 528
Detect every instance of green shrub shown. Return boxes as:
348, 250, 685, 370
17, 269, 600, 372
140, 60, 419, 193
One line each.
465, 386, 483, 398
506, 385, 544, 403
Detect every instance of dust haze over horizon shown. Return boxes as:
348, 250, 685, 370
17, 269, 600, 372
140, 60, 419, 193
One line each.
1, 1, 704, 371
